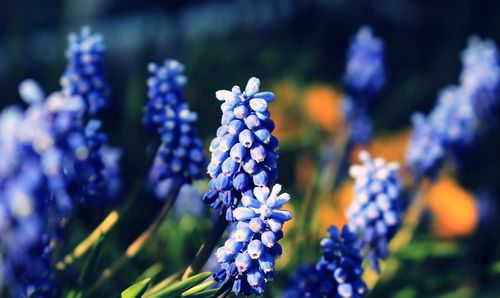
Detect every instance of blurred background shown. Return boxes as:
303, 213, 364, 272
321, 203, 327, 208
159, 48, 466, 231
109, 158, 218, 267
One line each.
1, 0, 500, 297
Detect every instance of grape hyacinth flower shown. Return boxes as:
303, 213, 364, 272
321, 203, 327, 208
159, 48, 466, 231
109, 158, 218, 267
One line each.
283, 225, 367, 298
100, 146, 123, 202
343, 27, 386, 99
144, 60, 207, 197
203, 77, 279, 220
428, 86, 477, 147
0, 107, 58, 297
460, 36, 500, 122
342, 27, 386, 146
406, 113, 445, 180
346, 151, 401, 272
0, 76, 122, 296
60, 26, 110, 115
405, 37, 499, 179
213, 184, 292, 296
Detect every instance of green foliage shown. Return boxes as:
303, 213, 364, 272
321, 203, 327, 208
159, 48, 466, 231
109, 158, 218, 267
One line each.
144, 272, 212, 298
121, 278, 152, 298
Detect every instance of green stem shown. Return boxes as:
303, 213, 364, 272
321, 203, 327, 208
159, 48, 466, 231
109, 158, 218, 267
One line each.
57, 139, 160, 270
181, 213, 229, 280
86, 179, 182, 296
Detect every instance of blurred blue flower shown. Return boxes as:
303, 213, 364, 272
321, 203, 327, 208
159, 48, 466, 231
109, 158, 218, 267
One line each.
460, 36, 500, 122
0, 75, 121, 296
203, 77, 279, 221
213, 184, 292, 296
342, 27, 386, 146
406, 113, 445, 180
346, 151, 401, 272
428, 86, 477, 147
283, 225, 367, 298
343, 26, 386, 100
60, 26, 110, 115
0, 105, 59, 297
173, 184, 206, 218
406, 37, 499, 179
144, 60, 207, 196
100, 146, 122, 202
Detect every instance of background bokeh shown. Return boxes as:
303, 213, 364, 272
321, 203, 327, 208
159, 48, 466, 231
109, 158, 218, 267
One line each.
1, 1, 499, 297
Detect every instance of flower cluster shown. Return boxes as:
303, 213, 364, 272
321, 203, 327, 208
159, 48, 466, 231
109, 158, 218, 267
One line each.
406, 114, 445, 180
60, 26, 110, 115
0, 89, 89, 296
0, 106, 58, 297
342, 27, 386, 145
203, 77, 279, 220
406, 37, 500, 179
144, 60, 207, 197
283, 225, 367, 298
0, 27, 121, 297
343, 26, 386, 98
213, 184, 292, 296
460, 36, 500, 122
428, 86, 477, 147
345, 151, 401, 272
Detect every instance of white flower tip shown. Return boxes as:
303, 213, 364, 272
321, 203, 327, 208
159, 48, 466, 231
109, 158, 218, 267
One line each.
19, 79, 45, 104
358, 150, 371, 162
245, 77, 261, 96
349, 165, 362, 177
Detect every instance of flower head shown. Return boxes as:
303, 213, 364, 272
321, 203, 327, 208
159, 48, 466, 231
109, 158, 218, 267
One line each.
144, 60, 207, 195
342, 27, 385, 147
203, 77, 279, 220
213, 184, 292, 296
428, 86, 477, 147
346, 151, 401, 272
460, 36, 500, 121
343, 26, 386, 99
0, 77, 120, 296
60, 26, 110, 114
406, 113, 445, 180
284, 225, 367, 298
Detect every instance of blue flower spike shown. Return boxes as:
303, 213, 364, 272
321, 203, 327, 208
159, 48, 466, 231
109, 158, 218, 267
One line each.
283, 225, 367, 298
344, 26, 386, 98
144, 59, 207, 198
203, 77, 279, 220
60, 26, 110, 115
342, 26, 386, 146
213, 184, 292, 296
346, 151, 402, 272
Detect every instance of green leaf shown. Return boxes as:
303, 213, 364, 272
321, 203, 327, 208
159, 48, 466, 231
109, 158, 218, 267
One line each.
490, 260, 500, 274
65, 290, 83, 298
181, 280, 214, 296
78, 234, 104, 287
121, 278, 152, 298
182, 288, 219, 298
134, 263, 164, 283
144, 272, 212, 298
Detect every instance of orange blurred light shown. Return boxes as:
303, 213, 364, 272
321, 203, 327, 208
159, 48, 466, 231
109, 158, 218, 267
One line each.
270, 80, 301, 139
304, 84, 344, 133
315, 181, 354, 232
295, 154, 315, 186
427, 176, 478, 238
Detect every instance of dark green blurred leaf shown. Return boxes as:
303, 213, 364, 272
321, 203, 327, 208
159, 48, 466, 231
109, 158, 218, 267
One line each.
65, 289, 83, 298
78, 234, 104, 287
134, 263, 164, 283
